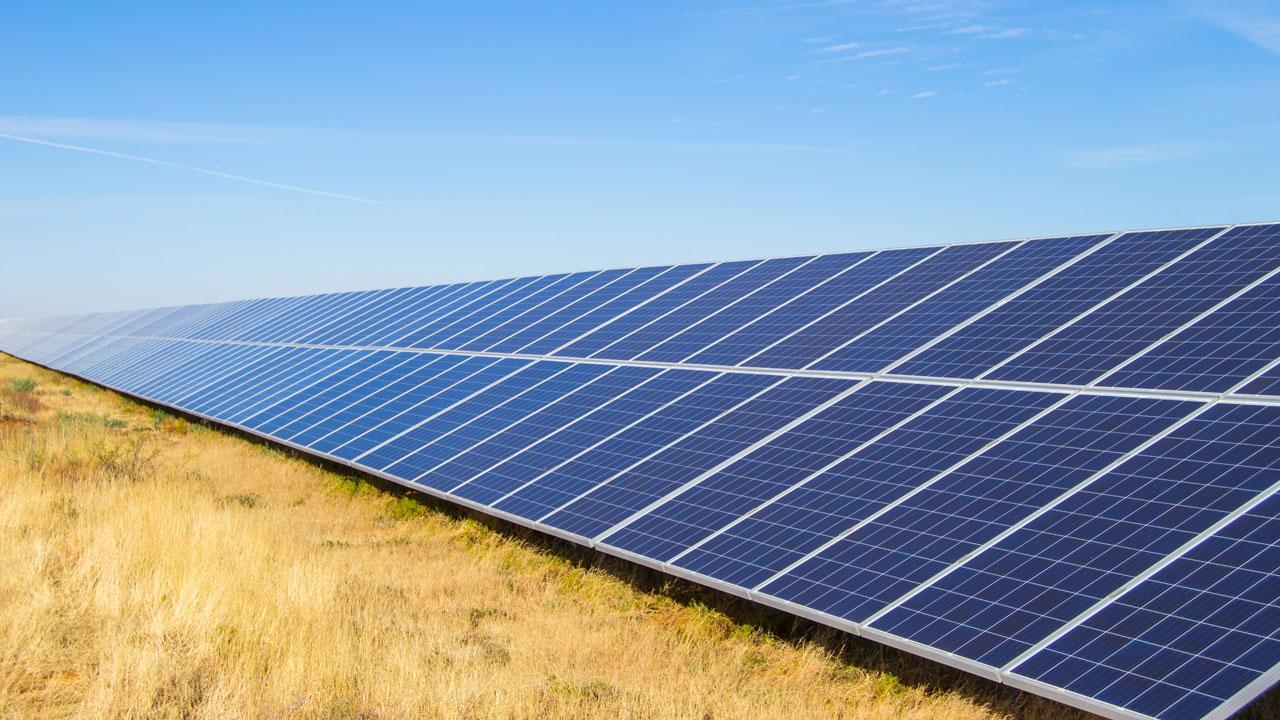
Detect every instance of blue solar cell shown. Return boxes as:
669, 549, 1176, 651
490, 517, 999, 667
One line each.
157, 344, 283, 405
251, 351, 409, 435
180, 346, 310, 415
554, 262, 757, 358
432, 272, 589, 350
755, 388, 1070, 619
895, 227, 1226, 379
990, 225, 1280, 386
485, 267, 661, 354
221, 349, 365, 425
599, 381, 952, 562
428, 365, 664, 500
389, 277, 538, 348
813, 235, 1111, 374
865, 395, 1202, 666
498, 372, 781, 526
406, 274, 562, 349
292, 353, 466, 451
520, 264, 709, 355
544, 375, 858, 539
244, 292, 353, 343
363, 281, 502, 346
307, 285, 437, 346
265, 352, 423, 439
255, 291, 369, 343
1102, 267, 1280, 393
486, 369, 719, 518
296, 287, 416, 345
381, 362, 622, 489
326, 357, 527, 461
1242, 367, 1280, 396
77, 338, 150, 389
363, 360, 572, 474
875, 403, 1280, 672
1013, 491, 1280, 720
632, 253, 869, 366
616, 256, 815, 363
462, 268, 632, 352
688, 387, 1060, 590
183, 299, 268, 340
689, 249, 939, 368
88, 338, 182, 388
748, 242, 1014, 370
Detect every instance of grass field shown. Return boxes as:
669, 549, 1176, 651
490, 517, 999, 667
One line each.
0, 351, 1235, 720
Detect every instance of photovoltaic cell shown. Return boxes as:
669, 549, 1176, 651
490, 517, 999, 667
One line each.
684, 248, 930, 367
520, 263, 710, 355
599, 380, 951, 561
895, 228, 1226, 379
487, 368, 723, 517
748, 242, 1014, 370
816, 235, 1111, 374
637, 253, 869, 365
884, 402, 1280, 671
543, 376, 859, 539
1101, 272, 1280, 394
866, 395, 1204, 666
556, 261, 754, 358
437, 365, 665, 502
989, 225, 1280, 386
1012, 491, 1280, 720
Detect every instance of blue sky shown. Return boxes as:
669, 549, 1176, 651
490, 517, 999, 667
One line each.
3, 0, 1278, 316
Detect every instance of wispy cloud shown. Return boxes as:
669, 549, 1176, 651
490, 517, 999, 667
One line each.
0, 133, 383, 204
908, 90, 938, 99
857, 46, 913, 58
1062, 143, 1205, 169
945, 24, 990, 35
817, 41, 860, 52
984, 78, 1011, 87
817, 46, 914, 63
1199, 6, 1280, 56
982, 27, 1028, 39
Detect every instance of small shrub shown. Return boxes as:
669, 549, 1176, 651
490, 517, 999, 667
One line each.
221, 493, 261, 509
2, 377, 42, 413
90, 436, 160, 483
386, 496, 425, 520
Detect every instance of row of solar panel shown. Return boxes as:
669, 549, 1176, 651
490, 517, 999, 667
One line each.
5, 223, 1280, 397
3, 328, 1279, 720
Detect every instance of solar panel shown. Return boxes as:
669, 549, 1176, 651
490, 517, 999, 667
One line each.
3, 221, 1280, 720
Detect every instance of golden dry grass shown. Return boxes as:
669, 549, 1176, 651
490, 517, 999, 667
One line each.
0, 353, 1122, 719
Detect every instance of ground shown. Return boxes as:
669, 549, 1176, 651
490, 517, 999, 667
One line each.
0, 352, 1178, 719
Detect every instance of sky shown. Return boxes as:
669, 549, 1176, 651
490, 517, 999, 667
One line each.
2, 0, 1279, 317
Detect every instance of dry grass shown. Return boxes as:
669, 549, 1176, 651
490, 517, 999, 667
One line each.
0, 353, 1114, 719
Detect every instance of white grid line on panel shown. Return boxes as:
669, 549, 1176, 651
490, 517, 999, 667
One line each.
860, 401, 1218, 634
673, 250, 884, 364
879, 233, 1124, 375
591, 379, 870, 544
749, 392, 1078, 594
737, 246, 951, 368
970, 226, 1236, 383
800, 240, 1029, 370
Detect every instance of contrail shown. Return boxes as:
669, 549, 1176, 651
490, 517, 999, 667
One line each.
0, 132, 382, 205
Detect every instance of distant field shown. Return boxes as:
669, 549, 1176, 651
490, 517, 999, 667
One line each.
0, 353, 1102, 719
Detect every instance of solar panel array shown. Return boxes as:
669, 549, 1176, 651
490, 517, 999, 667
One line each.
3, 222, 1280, 720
